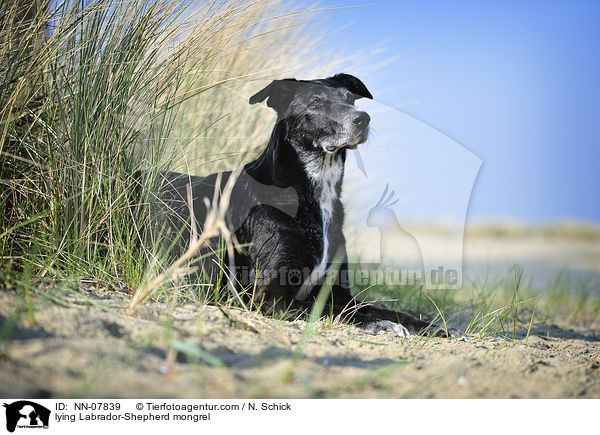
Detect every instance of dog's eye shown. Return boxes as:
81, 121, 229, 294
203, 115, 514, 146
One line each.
312, 98, 321, 106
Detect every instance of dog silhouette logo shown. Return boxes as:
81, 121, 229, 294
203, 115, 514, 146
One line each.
367, 184, 425, 283
3, 401, 50, 432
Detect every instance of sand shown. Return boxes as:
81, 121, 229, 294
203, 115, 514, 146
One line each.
1, 286, 598, 398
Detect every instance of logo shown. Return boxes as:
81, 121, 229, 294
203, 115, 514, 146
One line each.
3, 401, 50, 433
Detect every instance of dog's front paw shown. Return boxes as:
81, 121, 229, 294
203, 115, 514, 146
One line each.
361, 320, 411, 337
431, 326, 465, 338
447, 327, 465, 338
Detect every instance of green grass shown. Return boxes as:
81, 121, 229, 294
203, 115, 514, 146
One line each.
341, 263, 599, 340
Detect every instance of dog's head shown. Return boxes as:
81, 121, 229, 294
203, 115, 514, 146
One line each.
249, 73, 372, 154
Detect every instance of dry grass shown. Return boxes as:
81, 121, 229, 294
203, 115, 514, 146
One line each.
171, 1, 360, 175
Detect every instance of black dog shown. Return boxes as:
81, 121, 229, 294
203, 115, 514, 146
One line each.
157, 73, 458, 337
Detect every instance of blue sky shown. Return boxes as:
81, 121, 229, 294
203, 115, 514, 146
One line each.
316, 0, 600, 222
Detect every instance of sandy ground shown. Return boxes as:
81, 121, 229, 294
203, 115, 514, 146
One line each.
1, 286, 599, 399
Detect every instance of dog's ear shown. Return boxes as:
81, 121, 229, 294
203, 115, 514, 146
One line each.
328, 73, 373, 99
249, 79, 298, 113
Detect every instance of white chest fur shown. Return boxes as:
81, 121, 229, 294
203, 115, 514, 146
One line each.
295, 153, 343, 300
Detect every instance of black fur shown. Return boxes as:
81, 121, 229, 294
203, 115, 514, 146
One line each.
157, 73, 459, 337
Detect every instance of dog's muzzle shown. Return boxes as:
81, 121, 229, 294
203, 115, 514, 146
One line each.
322, 110, 370, 153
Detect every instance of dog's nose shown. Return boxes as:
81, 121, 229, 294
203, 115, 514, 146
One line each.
352, 112, 370, 127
